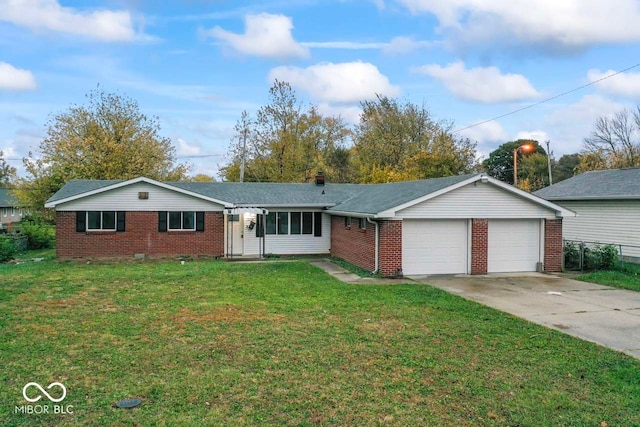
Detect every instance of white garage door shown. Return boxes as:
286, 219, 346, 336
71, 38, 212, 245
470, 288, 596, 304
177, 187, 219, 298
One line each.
488, 219, 540, 273
402, 219, 468, 275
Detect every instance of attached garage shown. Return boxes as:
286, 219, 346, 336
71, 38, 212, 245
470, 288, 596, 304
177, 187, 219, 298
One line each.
488, 219, 541, 273
402, 219, 468, 275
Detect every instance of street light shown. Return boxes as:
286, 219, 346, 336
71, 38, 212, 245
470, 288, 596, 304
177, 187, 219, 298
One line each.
513, 143, 533, 187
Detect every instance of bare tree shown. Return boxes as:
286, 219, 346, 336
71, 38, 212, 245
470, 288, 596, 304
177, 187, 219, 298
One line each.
582, 106, 640, 169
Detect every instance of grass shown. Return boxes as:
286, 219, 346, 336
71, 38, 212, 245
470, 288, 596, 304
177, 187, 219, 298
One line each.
2, 260, 640, 426
576, 263, 640, 292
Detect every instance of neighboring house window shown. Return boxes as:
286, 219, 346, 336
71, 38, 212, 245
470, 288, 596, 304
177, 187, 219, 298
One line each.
256, 211, 322, 237
158, 211, 204, 232
76, 211, 125, 232
344, 216, 351, 227
11, 207, 15, 216
2, 208, 6, 217
359, 218, 367, 230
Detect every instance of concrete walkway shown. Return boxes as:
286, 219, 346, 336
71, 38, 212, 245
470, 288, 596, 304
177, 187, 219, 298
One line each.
307, 259, 409, 285
309, 259, 640, 359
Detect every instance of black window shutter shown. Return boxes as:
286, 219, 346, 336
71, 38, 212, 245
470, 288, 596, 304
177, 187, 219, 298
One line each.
158, 211, 168, 232
196, 212, 205, 232
76, 211, 86, 232
256, 214, 264, 237
314, 212, 322, 237
116, 212, 126, 232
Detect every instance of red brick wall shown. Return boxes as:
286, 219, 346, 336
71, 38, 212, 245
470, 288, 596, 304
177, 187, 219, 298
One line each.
56, 211, 224, 259
379, 220, 402, 277
471, 219, 488, 275
330, 216, 375, 272
544, 218, 563, 272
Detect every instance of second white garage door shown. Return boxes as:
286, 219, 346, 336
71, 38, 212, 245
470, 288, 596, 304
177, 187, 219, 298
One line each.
402, 219, 468, 275
488, 219, 540, 273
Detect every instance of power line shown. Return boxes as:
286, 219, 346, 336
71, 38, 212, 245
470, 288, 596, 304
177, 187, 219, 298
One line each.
453, 62, 640, 134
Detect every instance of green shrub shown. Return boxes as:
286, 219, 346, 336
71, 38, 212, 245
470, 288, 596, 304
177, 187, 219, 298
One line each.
0, 235, 16, 262
20, 223, 55, 250
563, 241, 581, 270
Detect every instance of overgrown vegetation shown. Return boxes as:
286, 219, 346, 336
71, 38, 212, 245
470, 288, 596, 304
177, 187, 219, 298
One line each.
18, 221, 55, 250
563, 241, 621, 271
0, 235, 16, 262
2, 260, 640, 426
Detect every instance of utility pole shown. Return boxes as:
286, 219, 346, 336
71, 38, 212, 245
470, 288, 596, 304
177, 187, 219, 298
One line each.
239, 126, 247, 183
545, 140, 553, 185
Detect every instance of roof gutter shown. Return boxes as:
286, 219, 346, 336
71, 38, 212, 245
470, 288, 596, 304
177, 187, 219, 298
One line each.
324, 210, 376, 218
366, 217, 379, 274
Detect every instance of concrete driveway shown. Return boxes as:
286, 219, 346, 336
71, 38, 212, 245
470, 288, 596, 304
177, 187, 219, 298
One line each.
411, 273, 640, 359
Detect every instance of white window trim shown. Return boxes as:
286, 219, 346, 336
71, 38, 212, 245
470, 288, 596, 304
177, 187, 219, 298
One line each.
168, 211, 196, 231
87, 211, 117, 231
359, 218, 367, 230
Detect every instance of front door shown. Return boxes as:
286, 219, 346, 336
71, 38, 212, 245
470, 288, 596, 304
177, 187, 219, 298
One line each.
227, 214, 244, 256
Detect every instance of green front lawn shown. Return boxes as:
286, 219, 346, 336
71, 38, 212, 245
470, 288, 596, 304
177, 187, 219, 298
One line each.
576, 263, 640, 292
2, 260, 639, 426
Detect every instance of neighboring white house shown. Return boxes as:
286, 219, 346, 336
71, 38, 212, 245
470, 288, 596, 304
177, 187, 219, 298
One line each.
534, 168, 640, 260
0, 188, 24, 229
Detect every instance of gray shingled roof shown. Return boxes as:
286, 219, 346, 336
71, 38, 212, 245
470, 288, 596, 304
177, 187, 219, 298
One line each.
534, 168, 640, 200
330, 174, 475, 214
46, 174, 480, 215
46, 180, 122, 203
0, 188, 18, 207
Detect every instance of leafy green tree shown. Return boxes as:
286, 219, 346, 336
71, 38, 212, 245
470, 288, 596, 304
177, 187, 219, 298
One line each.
18, 87, 189, 221
0, 151, 17, 185
482, 140, 546, 186
189, 174, 216, 182
220, 81, 352, 183
553, 153, 581, 183
353, 95, 478, 183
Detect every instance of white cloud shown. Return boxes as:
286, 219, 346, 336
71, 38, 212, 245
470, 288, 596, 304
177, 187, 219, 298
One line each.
0, 0, 142, 42
515, 130, 549, 143
175, 138, 202, 156
204, 13, 309, 60
268, 61, 399, 103
315, 103, 362, 125
382, 36, 420, 55
301, 41, 386, 50
0, 62, 36, 91
397, 0, 640, 51
458, 121, 508, 145
588, 68, 640, 99
546, 94, 625, 154
415, 61, 540, 103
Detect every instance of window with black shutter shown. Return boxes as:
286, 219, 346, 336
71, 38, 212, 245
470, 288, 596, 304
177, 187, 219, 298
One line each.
76, 211, 86, 232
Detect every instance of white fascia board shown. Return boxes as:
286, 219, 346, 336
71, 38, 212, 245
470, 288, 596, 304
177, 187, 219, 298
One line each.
45, 177, 233, 208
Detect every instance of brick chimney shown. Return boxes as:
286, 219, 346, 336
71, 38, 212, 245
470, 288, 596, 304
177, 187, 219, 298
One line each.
315, 171, 325, 186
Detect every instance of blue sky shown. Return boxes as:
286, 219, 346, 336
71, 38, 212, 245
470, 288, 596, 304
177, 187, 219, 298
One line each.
1, 0, 640, 179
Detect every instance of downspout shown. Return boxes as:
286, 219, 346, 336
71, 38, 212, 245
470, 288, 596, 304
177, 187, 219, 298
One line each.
367, 217, 379, 274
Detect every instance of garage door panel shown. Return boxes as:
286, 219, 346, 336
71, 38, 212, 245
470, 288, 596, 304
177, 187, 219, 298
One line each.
402, 220, 467, 275
488, 220, 540, 273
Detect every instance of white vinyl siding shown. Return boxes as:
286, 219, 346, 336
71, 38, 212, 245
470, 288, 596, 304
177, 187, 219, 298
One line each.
243, 211, 331, 255
559, 200, 640, 258
402, 219, 468, 275
488, 219, 541, 273
55, 182, 225, 211
397, 182, 557, 219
